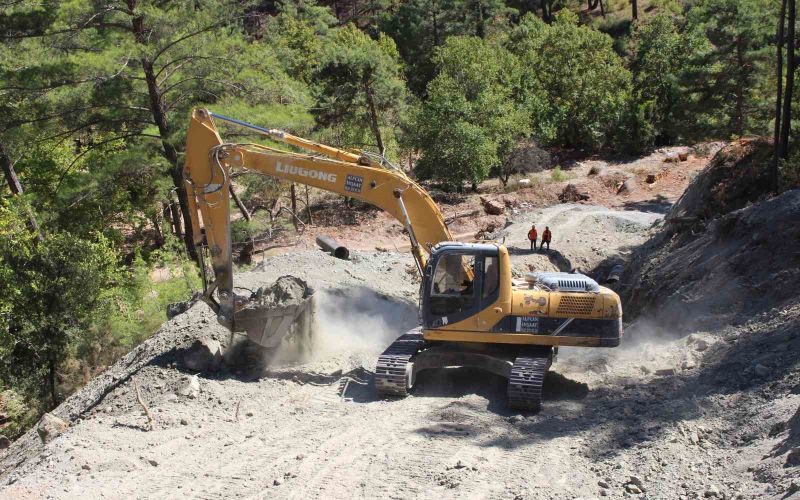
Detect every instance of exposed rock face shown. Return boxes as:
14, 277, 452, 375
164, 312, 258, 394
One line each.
622, 188, 800, 328
36, 413, 68, 444
669, 138, 773, 221
480, 197, 505, 215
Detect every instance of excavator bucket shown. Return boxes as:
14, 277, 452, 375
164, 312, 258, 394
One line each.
233, 276, 315, 349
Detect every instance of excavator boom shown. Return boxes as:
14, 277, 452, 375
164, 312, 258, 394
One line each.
183, 108, 451, 339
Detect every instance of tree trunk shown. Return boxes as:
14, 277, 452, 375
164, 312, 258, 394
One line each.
129, 5, 197, 261
734, 38, 747, 136
151, 212, 164, 247
169, 196, 182, 237
780, 0, 796, 160
48, 357, 58, 408
143, 59, 196, 260
290, 183, 298, 230
364, 81, 386, 156
588, 0, 606, 16
631, 0, 638, 20
229, 185, 251, 221
774, 0, 788, 190
163, 202, 175, 234
1, 141, 44, 242
305, 185, 313, 225
475, 0, 485, 38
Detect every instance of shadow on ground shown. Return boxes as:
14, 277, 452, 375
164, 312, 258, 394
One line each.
623, 195, 672, 214
341, 367, 589, 416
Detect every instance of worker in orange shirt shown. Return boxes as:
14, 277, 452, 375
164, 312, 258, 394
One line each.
527, 225, 538, 252
542, 226, 552, 251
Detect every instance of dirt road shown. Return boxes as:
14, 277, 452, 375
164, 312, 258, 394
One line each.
2, 202, 798, 499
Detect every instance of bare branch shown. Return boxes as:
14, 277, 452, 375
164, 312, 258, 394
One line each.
159, 76, 243, 98
133, 378, 155, 431
154, 55, 227, 81
54, 132, 162, 192
151, 21, 227, 64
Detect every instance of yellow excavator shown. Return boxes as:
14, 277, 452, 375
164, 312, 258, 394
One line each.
183, 109, 622, 410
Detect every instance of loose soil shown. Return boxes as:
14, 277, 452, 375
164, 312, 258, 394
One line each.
2, 145, 799, 500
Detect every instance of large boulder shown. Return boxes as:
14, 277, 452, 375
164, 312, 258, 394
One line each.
480, 197, 505, 215
559, 184, 590, 202
617, 177, 638, 195
183, 337, 223, 372
37, 413, 68, 444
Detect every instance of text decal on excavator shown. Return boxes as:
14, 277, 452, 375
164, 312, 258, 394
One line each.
276, 162, 337, 183
345, 174, 364, 193
516, 316, 539, 333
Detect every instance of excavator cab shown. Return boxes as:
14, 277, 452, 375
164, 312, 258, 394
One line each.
422, 243, 501, 329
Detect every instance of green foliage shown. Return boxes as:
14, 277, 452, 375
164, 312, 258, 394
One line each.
614, 98, 659, 154
0, 199, 119, 405
381, 0, 517, 95
411, 36, 530, 188
507, 13, 631, 148
91, 248, 201, 355
313, 24, 407, 153
231, 216, 270, 244
626, 14, 696, 148
683, 0, 776, 137
550, 166, 569, 182
0, 388, 38, 440
263, 1, 338, 83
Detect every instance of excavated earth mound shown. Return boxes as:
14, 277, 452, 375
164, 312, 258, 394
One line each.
669, 138, 774, 222
622, 187, 800, 329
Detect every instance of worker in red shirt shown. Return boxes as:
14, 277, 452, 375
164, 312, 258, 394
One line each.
527, 225, 538, 252
542, 226, 552, 251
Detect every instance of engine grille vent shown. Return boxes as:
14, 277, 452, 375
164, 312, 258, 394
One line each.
558, 279, 587, 290
525, 271, 601, 292
556, 295, 597, 316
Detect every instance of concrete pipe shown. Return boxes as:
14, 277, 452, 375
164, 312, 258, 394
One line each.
606, 264, 624, 283
316, 235, 350, 260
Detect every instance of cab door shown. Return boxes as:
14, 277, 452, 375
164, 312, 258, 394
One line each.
423, 250, 500, 331
475, 255, 501, 331
424, 251, 480, 329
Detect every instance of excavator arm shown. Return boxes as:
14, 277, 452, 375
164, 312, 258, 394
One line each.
182, 108, 451, 333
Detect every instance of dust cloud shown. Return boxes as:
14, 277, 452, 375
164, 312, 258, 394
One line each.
307, 287, 418, 359
262, 287, 418, 369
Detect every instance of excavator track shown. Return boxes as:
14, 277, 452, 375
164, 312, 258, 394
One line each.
507, 348, 553, 411
374, 329, 426, 397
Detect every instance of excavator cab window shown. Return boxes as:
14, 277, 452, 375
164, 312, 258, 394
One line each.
430, 253, 476, 317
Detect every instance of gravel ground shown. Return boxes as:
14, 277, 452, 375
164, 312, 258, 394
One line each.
1, 203, 798, 499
